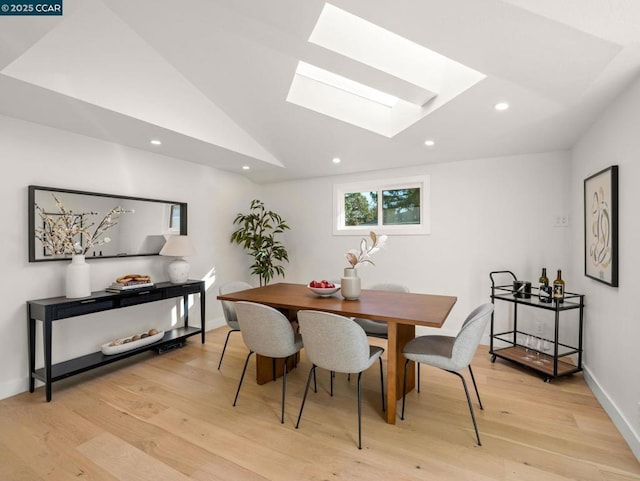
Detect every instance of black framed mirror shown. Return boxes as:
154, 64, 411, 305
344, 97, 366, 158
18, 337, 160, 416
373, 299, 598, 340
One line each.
28, 185, 187, 262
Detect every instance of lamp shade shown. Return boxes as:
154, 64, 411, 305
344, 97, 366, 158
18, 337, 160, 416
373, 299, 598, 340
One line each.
159, 235, 197, 257
159, 235, 197, 283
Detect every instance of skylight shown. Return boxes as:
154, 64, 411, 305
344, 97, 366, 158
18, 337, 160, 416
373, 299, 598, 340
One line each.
296, 62, 398, 108
286, 3, 486, 137
308, 3, 448, 95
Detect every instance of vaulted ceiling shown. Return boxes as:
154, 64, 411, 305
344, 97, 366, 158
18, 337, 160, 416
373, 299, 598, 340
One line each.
2, 0, 640, 183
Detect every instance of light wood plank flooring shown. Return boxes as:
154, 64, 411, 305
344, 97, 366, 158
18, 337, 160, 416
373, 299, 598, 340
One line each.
2, 326, 639, 481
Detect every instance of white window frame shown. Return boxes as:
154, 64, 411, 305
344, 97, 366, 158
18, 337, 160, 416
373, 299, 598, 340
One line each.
333, 175, 430, 236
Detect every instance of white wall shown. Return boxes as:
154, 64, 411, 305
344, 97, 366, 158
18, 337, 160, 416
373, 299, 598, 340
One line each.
0, 115, 257, 400
262, 151, 574, 339
571, 73, 640, 459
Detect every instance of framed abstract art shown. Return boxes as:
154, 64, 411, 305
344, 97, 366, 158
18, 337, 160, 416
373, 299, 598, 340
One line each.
584, 165, 618, 287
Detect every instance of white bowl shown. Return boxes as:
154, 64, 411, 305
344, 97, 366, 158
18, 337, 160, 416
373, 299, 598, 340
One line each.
101, 330, 165, 355
307, 283, 340, 297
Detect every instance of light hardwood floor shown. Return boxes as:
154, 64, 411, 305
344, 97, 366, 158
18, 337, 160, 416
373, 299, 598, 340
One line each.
2, 326, 639, 481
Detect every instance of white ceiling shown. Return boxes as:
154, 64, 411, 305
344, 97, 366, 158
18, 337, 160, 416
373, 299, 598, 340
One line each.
1, 0, 640, 184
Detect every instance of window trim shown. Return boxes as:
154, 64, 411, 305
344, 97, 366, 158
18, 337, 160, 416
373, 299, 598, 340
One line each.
333, 175, 430, 236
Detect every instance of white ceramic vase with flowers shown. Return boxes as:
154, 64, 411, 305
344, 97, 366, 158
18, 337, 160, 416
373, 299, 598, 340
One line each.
341, 231, 387, 300
34, 194, 131, 298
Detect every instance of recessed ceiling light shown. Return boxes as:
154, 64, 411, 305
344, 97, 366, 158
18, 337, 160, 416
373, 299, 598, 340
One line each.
242, 165, 250, 170
424, 139, 435, 147
494, 102, 510, 111
150, 139, 162, 145
332, 157, 341, 164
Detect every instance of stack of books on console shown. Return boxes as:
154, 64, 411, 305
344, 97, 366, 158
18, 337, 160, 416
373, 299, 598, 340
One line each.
106, 274, 153, 292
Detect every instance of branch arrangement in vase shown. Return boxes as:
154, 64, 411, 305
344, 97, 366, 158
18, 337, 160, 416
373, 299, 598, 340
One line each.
345, 231, 387, 269
35, 194, 132, 256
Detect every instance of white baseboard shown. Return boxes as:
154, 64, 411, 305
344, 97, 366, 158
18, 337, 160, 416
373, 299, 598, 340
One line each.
0, 377, 30, 402
583, 365, 640, 461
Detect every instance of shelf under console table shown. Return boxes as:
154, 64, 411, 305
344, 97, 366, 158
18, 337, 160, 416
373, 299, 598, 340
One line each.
27, 279, 206, 401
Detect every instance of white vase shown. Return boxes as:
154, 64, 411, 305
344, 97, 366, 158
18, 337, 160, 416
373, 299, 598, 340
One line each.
66, 255, 91, 298
341, 267, 361, 300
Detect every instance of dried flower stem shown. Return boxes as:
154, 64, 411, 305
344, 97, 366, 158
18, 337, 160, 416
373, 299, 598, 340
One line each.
345, 231, 387, 269
35, 194, 131, 256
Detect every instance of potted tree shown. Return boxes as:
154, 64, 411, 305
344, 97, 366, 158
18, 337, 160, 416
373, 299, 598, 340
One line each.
230, 199, 290, 286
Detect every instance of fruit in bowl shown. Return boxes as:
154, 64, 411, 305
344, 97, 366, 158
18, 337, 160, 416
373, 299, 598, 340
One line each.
307, 279, 340, 297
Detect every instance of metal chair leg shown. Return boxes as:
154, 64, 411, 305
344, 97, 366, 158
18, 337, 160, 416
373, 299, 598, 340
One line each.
296, 365, 316, 429
330, 370, 334, 396
451, 370, 482, 446
281, 355, 289, 424
417, 363, 421, 393
378, 357, 385, 412
233, 351, 254, 406
313, 366, 317, 393
468, 365, 483, 409
218, 329, 239, 370
401, 359, 410, 420
357, 372, 363, 449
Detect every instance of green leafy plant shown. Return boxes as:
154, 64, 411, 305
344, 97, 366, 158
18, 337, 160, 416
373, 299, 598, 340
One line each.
230, 199, 290, 286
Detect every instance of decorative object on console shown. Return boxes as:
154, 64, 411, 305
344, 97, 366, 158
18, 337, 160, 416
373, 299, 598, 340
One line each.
341, 231, 387, 300
34, 193, 131, 256
66, 254, 91, 298
160, 235, 197, 283
33, 193, 132, 298
101, 329, 165, 355
106, 274, 153, 292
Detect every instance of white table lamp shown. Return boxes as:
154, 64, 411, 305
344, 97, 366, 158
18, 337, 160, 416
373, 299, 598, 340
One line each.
159, 235, 197, 283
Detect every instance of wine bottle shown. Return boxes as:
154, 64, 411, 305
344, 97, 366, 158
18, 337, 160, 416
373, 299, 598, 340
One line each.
538, 267, 551, 303
553, 269, 565, 303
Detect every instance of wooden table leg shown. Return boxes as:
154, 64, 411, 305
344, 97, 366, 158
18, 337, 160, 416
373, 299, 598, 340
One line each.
385, 322, 415, 424
256, 353, 298, 385
255, 308, 299, 385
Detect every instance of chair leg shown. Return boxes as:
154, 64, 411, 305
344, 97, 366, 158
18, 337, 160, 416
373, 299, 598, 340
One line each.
417, 363, 421, 393
401, 359, 410, 420
330, 370, 334, 396
468, 365, 483, 409
296, 365, 316, 429
272, 358, 276, 382
378, 357, 385, 412
313, 366, 317, 393
281, 355, 289, 424
357, 372, 363, 450
233, 351, 254, 406
450, 370, 482, 446
218, 329, 239, 370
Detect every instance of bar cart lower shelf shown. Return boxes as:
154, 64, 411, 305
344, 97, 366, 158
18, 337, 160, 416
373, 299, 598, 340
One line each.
489, 270, 584, 382
490, 345, 579, 379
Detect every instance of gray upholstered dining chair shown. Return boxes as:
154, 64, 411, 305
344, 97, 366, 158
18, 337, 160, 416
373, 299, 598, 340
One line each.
218, 281, 253, 370
352, 283, 410, 338
295, 310, 385, 449
400, 303, 494, 445
232, 301, 303, 424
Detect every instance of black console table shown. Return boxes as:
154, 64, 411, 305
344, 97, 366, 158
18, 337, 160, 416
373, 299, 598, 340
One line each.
27, 280, 206, 401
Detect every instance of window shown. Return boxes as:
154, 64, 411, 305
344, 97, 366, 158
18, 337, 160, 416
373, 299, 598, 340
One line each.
334, 176, 430, 235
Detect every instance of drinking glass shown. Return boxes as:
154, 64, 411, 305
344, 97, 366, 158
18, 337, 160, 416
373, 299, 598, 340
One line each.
523, 334, 535, 360
533, 337, 544, 364
540, 338, 552, 364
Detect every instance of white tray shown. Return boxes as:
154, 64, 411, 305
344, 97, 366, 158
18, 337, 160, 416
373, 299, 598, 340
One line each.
101, 330, 164, 355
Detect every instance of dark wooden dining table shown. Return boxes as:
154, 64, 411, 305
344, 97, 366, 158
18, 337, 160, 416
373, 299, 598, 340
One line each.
217, 282, 457, 424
